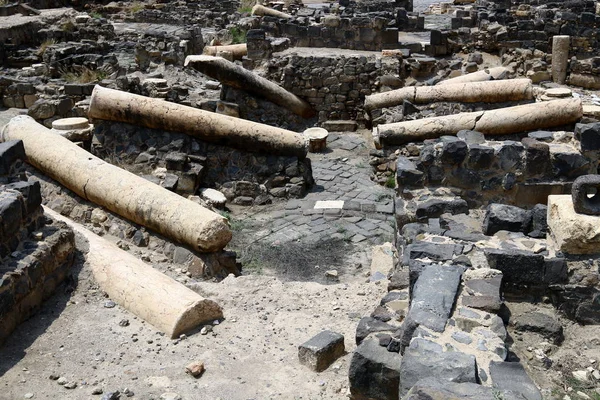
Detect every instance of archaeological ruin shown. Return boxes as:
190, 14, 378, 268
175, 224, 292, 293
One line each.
1, 0, 600, 398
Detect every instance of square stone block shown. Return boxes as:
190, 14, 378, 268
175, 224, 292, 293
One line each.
298, 330, 345, 372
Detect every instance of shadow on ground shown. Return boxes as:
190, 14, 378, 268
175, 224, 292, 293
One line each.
235, 238, 357, 283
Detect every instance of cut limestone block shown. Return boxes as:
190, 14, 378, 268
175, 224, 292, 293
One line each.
548, 194, 600, 254
298, 330, 345, 372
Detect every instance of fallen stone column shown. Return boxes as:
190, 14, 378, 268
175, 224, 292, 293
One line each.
552, 35, 570, 85
437, 67, 509, 86
251, 4, 292, 18
365, 79, 533, 112
568, 73, 600, 90
45, 207, 223, 338
1, 115, 232, 252
203, 44, 248, 60
185, 55, 315, 119
376, 98, 582, 145
88, 85, 308, 158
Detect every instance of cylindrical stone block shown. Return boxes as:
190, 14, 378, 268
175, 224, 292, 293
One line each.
437, 67, 509, 86
185, 55, 315, 119
1, 115, 232, 252
365, 79, 533, 112
251, 4, 292, 18
376, 98, 583, 145
203, 44, 248, 60
88, 85, 308, 158
552, 35, 570, 85
46, 207, 224, 339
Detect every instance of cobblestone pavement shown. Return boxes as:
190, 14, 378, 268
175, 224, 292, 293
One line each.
229, 131, 396, 280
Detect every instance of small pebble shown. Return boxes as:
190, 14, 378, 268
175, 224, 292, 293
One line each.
24, 394, 34, 399
185, 361, 205, 377
200, 326, 212, 335
104, 301, 116, 308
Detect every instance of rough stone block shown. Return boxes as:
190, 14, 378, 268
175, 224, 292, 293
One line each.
544, 257, 567, 284
399, 338, 477, 396
415, 198, 468, 219
396, 157, 424, 187
526, 203, 547, 238
349, 338, 402, 400
0, 140, 25, 176
466, 145, 495, 169
298, 330, 345, 372
355, 316, 396, 345
403, 377, 523, 400
440, 137, 468, 164
484, 248, 544, 284
575, 122, 600, 151
403, 242, 462, 265
408, 264, 463, 332
483, 203, 528, 235
522, 137, 550, 176
0, 191, 23, 242
512, 311, 563, 344
489, 361, 542, 400
4, 181, 41, 214
461, 270, 503, 313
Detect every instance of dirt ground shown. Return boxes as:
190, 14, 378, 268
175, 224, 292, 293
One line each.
0, 235, 387, 400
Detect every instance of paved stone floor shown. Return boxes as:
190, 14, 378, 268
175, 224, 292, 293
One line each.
230, 131, 396, 252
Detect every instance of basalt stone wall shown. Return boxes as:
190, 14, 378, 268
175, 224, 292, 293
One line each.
132, 0, 239, 28
0, 140, 76, 346
257, 13, 421, 51
132, 25, 204, 68
266, 52, 402, 125
3, 17, 115, 69
346, 0, 413, 13
92, 121, 314, 205
386, 133, 598, 207
464, 0, 600, 55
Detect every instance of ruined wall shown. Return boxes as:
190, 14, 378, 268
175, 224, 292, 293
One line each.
375, 131, 598, 207
133, 25, 205, 68
462, 0, 600, 55
132, 0, 239, 28
0, 140, 75, 345
266, 52, 402, 125
92, 121, 314, 205
257, 12, 422, 51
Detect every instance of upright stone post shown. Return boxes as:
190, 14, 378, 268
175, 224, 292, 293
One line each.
552, 35, 570, 84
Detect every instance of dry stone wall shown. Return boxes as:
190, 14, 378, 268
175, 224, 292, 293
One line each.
0, 140, 75, 345
266, 51, 402, 126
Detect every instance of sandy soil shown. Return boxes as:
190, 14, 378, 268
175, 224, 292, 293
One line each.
0, 237, 387, 400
